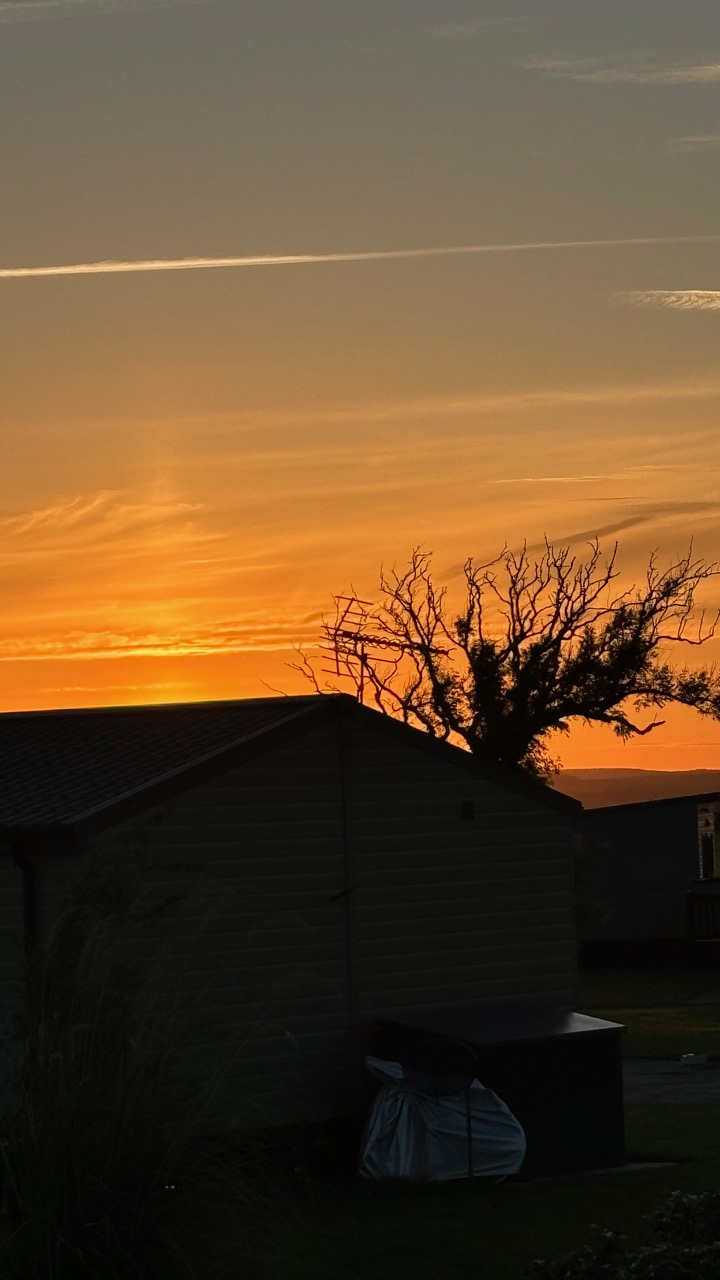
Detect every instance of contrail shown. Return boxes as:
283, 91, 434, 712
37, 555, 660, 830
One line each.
0, 0, 219, 22
2, 234, 719, 280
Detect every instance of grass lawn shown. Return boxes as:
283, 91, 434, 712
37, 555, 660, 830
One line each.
578, 965, 720, 1058
262, 1103, 720, 1280
592, 1006, 720, 1058
577, 966, 720, 1009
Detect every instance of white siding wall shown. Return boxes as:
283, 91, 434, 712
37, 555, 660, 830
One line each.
33, 854, 85, 936
0, 857, 25, 1014
0, 855, 27, 1114
26, 714, 578, 1135
95, 724, 350, 1133
345, 720, 577, 1018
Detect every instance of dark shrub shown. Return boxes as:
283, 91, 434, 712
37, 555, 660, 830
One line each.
528, 1191, 720, 1280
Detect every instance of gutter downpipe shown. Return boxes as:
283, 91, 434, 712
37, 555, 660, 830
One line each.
337, 711, 362, 1114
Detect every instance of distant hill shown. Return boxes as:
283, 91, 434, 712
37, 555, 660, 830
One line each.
552, 769, 720, 809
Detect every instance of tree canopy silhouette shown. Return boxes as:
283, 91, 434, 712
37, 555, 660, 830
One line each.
298, 540, 720, 779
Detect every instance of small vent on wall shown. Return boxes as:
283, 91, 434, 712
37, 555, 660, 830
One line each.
460, 801, 475, 821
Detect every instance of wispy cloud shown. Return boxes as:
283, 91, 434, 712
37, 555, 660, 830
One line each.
668, 133, 720, 152
0, 489, 234, 606
310, 380, 720, 426
622, 290, 720, 312
0, 486, 298, 623
525, 55, 720, 84
39, 682, 187, 692
0, 488, 318, 661
0, 616, 322, 661
0, 490, 205, 546
0, 0, 218, 21
2, 234, 720, 282
488, 473, 644, 486
124, 381, 720, 456
444, 501, 720, 579
524, 55, 619, 76
434, 15, 548, 37
526, 501, 720, 553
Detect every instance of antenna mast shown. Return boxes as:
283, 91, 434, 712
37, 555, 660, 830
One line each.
320, 593, 448, 702
320, 595, 404, 701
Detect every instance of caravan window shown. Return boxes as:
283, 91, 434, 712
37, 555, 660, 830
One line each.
698, 804, 718, 879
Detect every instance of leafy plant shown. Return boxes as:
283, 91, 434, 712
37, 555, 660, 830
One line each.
648, 1188, 720, 1247
528, 1191, 720, 1280
528, 1227, 627, 1279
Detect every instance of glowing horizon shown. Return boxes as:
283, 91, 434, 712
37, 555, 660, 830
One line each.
2, 0, 720, 772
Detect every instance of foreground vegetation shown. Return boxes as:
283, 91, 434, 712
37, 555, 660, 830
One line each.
0, 835, 280, 1279
3, 884, 720, 1280
529, 1187, 720, 1279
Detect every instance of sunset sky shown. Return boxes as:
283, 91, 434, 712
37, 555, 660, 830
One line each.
2, 0, 720, 770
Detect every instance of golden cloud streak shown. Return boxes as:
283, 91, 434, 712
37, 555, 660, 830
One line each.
0, 622, 320, 661
623, 290, 720, 311
526, 56, 720, 84
668, 134, 720, 152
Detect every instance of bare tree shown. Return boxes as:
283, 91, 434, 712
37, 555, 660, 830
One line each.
295, 540, 720, 779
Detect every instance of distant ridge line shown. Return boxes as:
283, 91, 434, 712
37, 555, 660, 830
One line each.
554, 767, 720, 808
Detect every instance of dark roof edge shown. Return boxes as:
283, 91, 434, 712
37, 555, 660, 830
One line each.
71, 695, 336, 824
586, 790, 720, 815
2, 693, 580, 839
0, 696, 347, 841
0, 694, 322, 722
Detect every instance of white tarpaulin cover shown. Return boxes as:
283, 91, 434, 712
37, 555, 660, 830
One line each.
359, 1056, 527, 1182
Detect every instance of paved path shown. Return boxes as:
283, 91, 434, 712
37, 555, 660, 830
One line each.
624, 1058, 720, 1104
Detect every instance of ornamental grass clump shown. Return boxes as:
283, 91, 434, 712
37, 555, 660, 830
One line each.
0, 835, 277, 1279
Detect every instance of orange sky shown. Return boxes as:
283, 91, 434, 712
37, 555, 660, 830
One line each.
2, 1, 720, 771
